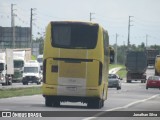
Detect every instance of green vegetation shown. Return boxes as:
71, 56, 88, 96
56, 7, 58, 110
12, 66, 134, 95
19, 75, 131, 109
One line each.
112, 43, 160, 64
109, 64, 125, 70
0, 87, 42, 99
117, 68, 127, 79
109, 64, 127, 78
31, 55, 36, 60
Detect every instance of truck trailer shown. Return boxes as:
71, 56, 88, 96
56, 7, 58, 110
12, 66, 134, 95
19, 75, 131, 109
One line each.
0, 49, 14, 86
146, 49, 159, 66
125, 51, 147, 83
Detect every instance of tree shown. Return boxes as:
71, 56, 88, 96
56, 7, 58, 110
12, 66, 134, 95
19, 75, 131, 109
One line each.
33, 36, 44, 55
112, 43, 160, 64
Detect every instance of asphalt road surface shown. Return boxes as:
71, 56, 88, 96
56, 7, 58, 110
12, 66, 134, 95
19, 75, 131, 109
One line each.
0, 68, 160, 120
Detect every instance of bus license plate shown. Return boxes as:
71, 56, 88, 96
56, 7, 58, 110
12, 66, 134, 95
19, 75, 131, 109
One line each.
66, 86, 77, 91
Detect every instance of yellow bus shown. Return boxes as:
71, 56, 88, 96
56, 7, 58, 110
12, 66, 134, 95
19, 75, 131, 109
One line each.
43, 21, 111, 108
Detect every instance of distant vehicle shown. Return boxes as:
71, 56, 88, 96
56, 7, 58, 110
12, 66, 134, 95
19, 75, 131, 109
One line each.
37, 54, 43, 71
146, 76, 160, 90
22, 60, 42, 85
147, 65, 154, 69
125, 51, 147, 83
13, 48, 31, 82
109, 46, 115, 64
155, 55, 160, 76
146, 49, 159, 66
42, 21, 114, 109
0, 49, 14, 86
108, 74, 122, 90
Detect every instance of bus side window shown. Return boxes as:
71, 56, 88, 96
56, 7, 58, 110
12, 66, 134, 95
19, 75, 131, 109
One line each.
103, 31, 109, 56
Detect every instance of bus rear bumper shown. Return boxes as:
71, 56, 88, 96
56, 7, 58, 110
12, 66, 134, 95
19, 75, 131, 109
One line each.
42, 84, 105, 102
43, 95, 102, 103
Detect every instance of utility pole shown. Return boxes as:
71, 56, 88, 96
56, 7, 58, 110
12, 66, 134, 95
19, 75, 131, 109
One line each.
90, 12, 95, 21
11, 4, 14, 27
127, 16, 134, 50
30, 8, 36, 52
123, 41, 125, 65
146, 34, 148, 48
115, 33, 118, 64
11, 4, 16, 48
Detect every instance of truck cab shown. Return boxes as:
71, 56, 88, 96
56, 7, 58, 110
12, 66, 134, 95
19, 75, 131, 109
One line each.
0, 60, 7, 85
13, 51, 25, 82
22, 60, 42, 85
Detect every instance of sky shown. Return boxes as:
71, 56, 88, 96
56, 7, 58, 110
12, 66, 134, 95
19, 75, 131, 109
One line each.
0, 0, 160, 46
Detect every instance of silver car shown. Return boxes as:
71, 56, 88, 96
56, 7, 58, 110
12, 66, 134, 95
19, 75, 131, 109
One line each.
108, 74, 122, 90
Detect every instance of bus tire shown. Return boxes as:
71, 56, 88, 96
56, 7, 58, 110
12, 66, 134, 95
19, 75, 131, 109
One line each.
101, 100, 104, 107
53, 101, 60, 107
87, 99, 103, 109
45, 97, 53, 107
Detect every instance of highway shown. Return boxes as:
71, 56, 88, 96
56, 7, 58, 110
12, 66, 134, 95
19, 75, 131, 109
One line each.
0, 68, 160, 120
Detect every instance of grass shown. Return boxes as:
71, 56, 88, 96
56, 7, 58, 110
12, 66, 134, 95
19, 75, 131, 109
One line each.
109, 64, 127, 78
0, 87, 42, 99
117, 68, 127, 79
31, 55, 36, 60
109, 64, 125, 70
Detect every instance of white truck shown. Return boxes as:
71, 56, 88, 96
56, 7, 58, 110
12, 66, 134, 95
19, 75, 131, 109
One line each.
0, 49, 14, 86
13, 48, 31, 82
22, 60, 42, 85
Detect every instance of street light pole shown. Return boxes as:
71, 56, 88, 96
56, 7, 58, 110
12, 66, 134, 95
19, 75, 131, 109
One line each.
30, 8, 36, 52
115, 33, 118, 64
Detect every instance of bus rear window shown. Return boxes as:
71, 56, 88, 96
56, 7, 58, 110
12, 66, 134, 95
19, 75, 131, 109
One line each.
51, 22, 98, 49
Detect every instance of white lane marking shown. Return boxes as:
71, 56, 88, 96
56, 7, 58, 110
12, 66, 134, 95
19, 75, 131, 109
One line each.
82, 94, 160, 120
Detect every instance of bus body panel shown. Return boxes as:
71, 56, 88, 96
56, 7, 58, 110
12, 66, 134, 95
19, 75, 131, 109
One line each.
42, 21, 109, 108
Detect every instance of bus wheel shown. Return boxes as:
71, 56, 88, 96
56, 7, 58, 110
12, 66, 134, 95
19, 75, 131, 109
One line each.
53, 101, 60, 107
45, 97, 53, 107
87, 99, 103, 109
101, 100, 104, 107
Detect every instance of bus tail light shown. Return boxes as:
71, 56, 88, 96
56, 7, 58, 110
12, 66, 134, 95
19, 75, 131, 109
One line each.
43, 59, 46, 83
99, 62, 102, 85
